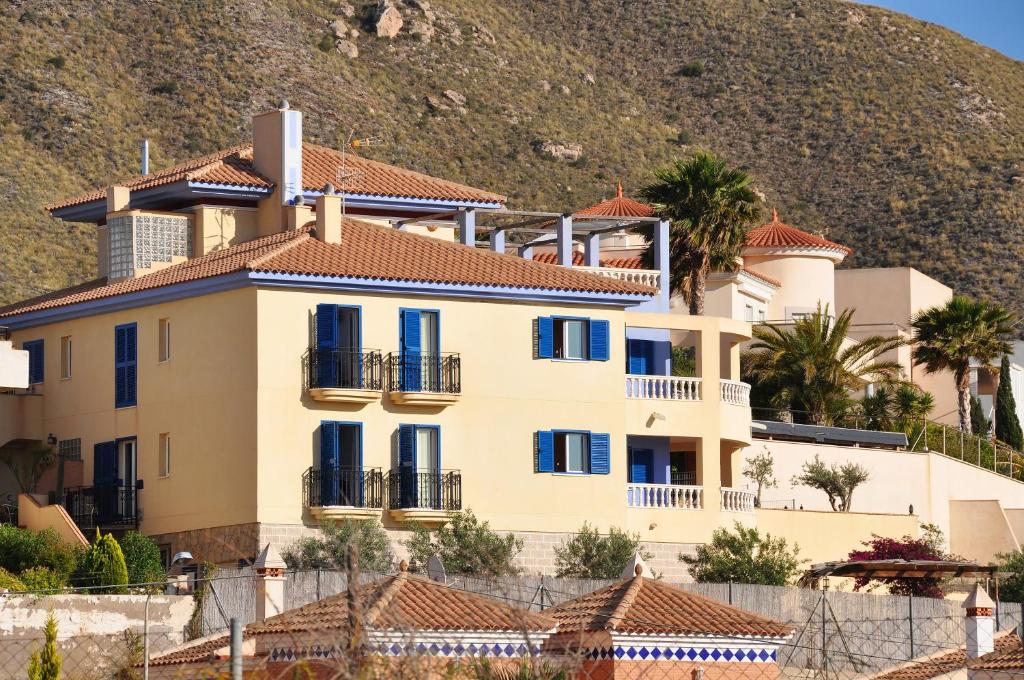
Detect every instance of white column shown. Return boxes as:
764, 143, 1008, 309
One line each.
518, 244, 534, 260
584, 232, 601, 267
556, 214, 573, 267
490, 228, 506, 253
457, 208, 476, 246
653, 219, 671, 307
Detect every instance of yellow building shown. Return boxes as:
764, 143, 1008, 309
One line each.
0, 104, 770, 577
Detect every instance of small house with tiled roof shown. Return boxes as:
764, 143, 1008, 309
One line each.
0, 102, 761, 580
545, 562, 793, 680
147, 561, 557, 679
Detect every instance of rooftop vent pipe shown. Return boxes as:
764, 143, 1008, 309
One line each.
140, 139, 150, 176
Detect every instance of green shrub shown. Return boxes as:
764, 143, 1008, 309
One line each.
45, 56, 65, 69
0, 525, 80, 580
283, 520, 394, 573
677, 61, 705, 77
405, 509, 521, 577
999, 549, 1024, 603
150, 80, 178, 95
681, 522, 802, 585
119, 531, 165, 587
19, 567, 65, 592
79, 531, 129, 593
27, 612, 61, 680
0, 566, 26, 592
554, 523, 652, 579
317, 33, 335, 52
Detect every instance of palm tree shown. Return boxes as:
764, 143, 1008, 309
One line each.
743, 305, 904, 425
638, 152, 761, 315
911, 296, 1015, 434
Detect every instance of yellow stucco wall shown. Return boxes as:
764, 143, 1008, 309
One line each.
755, 507, 919, 565
18, 494, 88, 546
742, 252, 837, 321
948, 500, 1020, 564
191, 206, 260, 255
7, 287, 259, 536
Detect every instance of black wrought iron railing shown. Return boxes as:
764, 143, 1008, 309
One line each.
0, 503, 17, 526
63, 485, 138, 530
303, 466, 383, 508
670, 470, 697, 486
303, 349, 383, 391
384, 353, 461, 394
385, 469, 462, 511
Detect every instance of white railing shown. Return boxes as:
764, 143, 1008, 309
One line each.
720, 379, 751, 406
720, 487, 756, 512
625, 375, 702, 401
576, 266, 661, 289
626, 483, 703, 509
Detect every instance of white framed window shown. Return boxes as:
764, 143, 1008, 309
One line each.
159, 433, 171, 477
554, 431, 589, 474
60, 336, 72, 379
159, 318, 171, 362
744, 305, 754, 322
758, 308, 766, 322
554, 318, 588, 360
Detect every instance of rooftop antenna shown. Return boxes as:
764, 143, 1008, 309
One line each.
140, 139, 150, 176
337, 129, 383, 221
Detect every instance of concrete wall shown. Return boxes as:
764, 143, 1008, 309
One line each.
191, 205, 260, 255
17, 493, 88, 546
755, 507, 919, 565
742, 252, 837, 321
948, 500, 1019, 564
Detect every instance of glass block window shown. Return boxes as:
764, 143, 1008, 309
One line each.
58, 438, 82, 461
108, 215, 135, 279
134, 214, 191, 269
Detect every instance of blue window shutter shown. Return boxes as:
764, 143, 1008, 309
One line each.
400, 310, 422, 391
589, 320, 610, 361
115, 324, 137, 408
315, 304, 339, 387
627, 339, 647, 375
93, 441, 118, 524
536, 317, 554, 358
629, 449, 653, 483
590, 433, 610, 474
398, 424, 417, 506
25, 340, 43, 384
535, 431, 554, 473
320, 422, 339, 506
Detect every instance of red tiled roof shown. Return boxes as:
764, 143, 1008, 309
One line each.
46, 143, 504, 212
742, 267, 782, 288
874, 631, 1022, 680
971, 634, 1024, 670
744, 208, 851, 255
575, 182, 654, 218
0, 220, 653, 319
532, 252, 644, 269
548, 572, 793, 638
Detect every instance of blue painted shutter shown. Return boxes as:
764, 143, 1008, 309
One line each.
536, 317, 554, 359
315, 304, 339, 387
320, 422, 339, 506
627, 339, 647, 375
25, 341, 44, 384
115, 324, 137, 408
93, 441, 118, 524
398, 424, 416, 506
400, 310, 422, 391
535, 431, 554, 473
589, 319, 610, 361
629, 449, 653, 483
590, 433, 610, 474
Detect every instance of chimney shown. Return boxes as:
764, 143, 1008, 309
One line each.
106, 185, 130, 213
963, 583, 995, 659
252, 100, 304, 206
253, 543, 287, 623
315, 184, 342, 243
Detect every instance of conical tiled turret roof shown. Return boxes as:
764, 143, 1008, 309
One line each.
575, 182, 654, 218
745, 208, 851, 256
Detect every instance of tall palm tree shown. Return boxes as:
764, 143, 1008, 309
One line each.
638, 152, 761, 315
743, 305, 904, 425
911, 296, 1015, 434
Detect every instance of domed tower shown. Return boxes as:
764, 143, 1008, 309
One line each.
742, 209, 851, 321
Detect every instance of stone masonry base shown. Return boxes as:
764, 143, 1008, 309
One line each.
155, 522, 699, 581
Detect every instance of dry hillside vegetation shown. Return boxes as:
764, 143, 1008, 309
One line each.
0, 0, 1022, 313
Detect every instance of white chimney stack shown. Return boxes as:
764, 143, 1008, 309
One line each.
315, 183, 342, 244
254, 543, 287, 623
963, 583, 995, 659
252, 100, 303, 206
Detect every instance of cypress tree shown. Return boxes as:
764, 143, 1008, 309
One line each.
80, 531, 129, 593
970, 394, 991, 437
996, 355, 1024, 451
27, 612, 62, 680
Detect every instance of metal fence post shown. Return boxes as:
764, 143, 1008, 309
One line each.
908, 592, 914, 660
230, 617, 242, 680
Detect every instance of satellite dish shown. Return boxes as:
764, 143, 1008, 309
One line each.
426, 555, 447, 584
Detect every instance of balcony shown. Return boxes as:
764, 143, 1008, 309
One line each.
384, 353, 461, 406
625, 375, 701, 401
575, 265, 661, 290
720, 379, 751, 407
303, 349, 383, 403
302, 467, 383, 521
627, 482, 704, 509
385, 469, 462, 525
63, 485, 138, 531
720, 487, 756, 512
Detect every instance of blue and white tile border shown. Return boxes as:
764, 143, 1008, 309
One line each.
267, 630, 552, 662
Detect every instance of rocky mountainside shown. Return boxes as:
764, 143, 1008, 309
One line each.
1, 0, 1022, 314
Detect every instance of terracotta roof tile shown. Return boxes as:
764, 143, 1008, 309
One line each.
745, 209, 851, 255
250, 571, 556, 635
874, 632, 1022, 680
532, 253, 645, 269
742, 267, 782, 287
575, 183, 653, 218
0, 220, 652, 319
971, 634, 1024, 670
548, 574, 793, 638
47, 144, 503, 212
146, 632, 234, 667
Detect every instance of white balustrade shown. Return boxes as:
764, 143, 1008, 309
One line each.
576, 266, 661, 289
720, 487, 756, 512
626, 483, 703, 510
720, 379, 751, 406
625, 375, 702, 401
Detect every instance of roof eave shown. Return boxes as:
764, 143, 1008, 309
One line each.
49, 181, 272, 223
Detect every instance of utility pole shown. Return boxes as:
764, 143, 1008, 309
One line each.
346, 543, 365, 675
